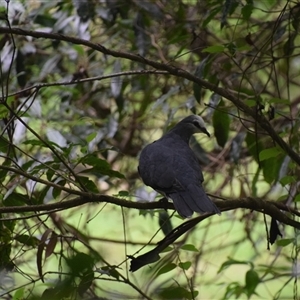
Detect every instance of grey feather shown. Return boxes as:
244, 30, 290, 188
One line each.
138, 115, 221, 218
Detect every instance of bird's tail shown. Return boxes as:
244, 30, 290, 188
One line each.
169, 184, 221, 218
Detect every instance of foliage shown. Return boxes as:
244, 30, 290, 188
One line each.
0, 0, 299, 299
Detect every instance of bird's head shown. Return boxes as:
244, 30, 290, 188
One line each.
178, 115, 210, 137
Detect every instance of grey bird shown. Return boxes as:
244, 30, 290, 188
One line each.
138, 115, 221, 218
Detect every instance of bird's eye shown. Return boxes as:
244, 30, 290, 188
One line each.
193, 121, 200, 128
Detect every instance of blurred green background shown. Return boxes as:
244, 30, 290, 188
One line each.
0, 0, 299, 299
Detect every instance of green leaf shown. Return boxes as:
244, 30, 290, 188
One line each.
36, 186, 51, 205
46, 168, 55, 181
218, 258, 250, 273
21, 160, 35, 172
52, 179, 66, 199
30, 161, 60, 176
245, 132, 263, 163
277, 194, 288, 201
0, 243, 13, 270
14, 234, 39, 247
2, 219, 16, 232
158, 286, 198, 299
13, 287, 25, 300
86, 132, 97, 143
178, 261, 192, 270
181, 244, 199, 252
161, 246, 173, 253
0, 223, 14, 243
0, 136, 10, 154
283, 32, 296, 56
157, 262, 177, 276
268, 97, 290, 105
77, 176, 99, 193
224, 282, 244, 299
4, 192, 29, 206
244, 99, 257, 107
34, 14, 56, 27
23, 139, 59, 148
262, 155, 283, 184
241, 3, 253, 20
193, 81, 201, 103
226, 42, 237, 56
193, 59, 208, 103
79, 154, 125, 179
259, 147, 282, 161
0, 103, 10, 118
78, 271, 94, 296
202, 45, 225, 53
245, 269, 260, 297
83, 165, 125, 179
203, 7, 221, 27
280, 175, 296, 186
0, 168, 9, 182
276, 238, 294, 247
73, 44, 85, 56
66, 252, 95, 276
295, 194, 300, 202
213, 100, 230, 147
117, 190, 129, 197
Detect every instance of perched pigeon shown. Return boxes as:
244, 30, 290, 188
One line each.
138, 115, 221, 218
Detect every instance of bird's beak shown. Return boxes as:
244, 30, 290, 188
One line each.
202, 128, 210, 137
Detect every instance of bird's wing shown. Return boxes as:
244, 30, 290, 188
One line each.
139, 137, 204, 191
138, 140, 181, 192
163, 144, 219, 217
139, 136, 220, 218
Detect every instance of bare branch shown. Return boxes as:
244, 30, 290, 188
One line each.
0, 194, 299, 229
0, 27, 298, 166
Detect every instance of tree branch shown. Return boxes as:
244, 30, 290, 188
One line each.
129, 198, 299, 271
0, 27, 298, 232
0, 27, 299, 165
0, 194, 299, 229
